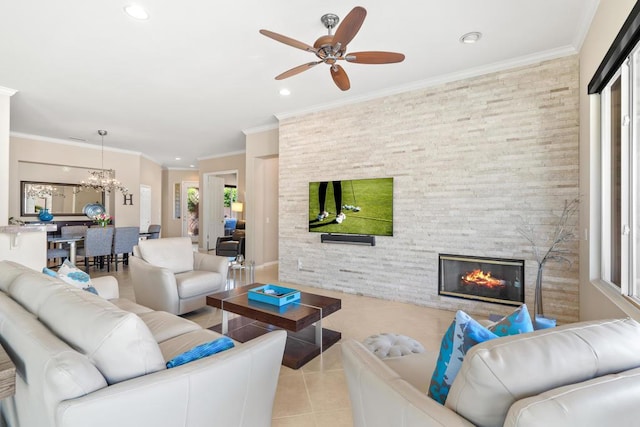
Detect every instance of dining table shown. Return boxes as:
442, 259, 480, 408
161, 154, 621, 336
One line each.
47, 235, 84, 263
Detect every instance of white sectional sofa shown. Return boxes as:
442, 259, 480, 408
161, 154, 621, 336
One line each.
342, 317, 640, 427
0, 261, 286, 427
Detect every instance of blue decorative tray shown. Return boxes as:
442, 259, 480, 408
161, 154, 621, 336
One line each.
248, 284, 300, 307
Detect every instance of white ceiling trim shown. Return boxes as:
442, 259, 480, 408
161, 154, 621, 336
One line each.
572, 0, 601, 50
197, 149, 246, 161
10, 131, 143, 156
0, 86, 17, 97
242, 123, 279, 135
275, 45, 578, 121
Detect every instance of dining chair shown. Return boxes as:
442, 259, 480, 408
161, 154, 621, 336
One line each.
112, 227, 140, 271
147, 224, 161, 239
46, 247, 70, 267
56, 225, 88, 264
77, 227, 114, 273
61, 225, 88, 236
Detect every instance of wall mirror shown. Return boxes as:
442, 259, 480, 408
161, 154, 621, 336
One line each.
20, 181, 105, 217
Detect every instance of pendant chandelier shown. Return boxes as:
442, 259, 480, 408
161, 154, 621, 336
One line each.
80, 130, 129, 195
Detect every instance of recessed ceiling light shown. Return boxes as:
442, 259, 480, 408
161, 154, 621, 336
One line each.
123, 4, 150, 20
189, 164, 195, 168
175, 157, 181, 160
460, 32, 482, 44
279, 88, 291, 96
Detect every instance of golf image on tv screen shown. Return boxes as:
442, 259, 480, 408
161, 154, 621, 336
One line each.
308, 177, 393, 236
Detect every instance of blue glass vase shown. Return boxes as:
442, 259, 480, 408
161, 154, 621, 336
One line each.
38, 208, 53, 222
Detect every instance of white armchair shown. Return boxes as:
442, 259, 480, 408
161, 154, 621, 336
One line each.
130, 237, 228, 315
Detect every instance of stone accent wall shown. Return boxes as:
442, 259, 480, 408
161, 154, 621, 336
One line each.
278, 55, 580, 323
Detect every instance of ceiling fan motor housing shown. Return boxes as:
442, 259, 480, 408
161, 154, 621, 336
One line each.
320, 13, 339, 31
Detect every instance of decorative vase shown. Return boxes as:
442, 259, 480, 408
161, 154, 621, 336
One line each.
533, 263, 556, 330
534, 263, 544, 318
38, 208, 53, 222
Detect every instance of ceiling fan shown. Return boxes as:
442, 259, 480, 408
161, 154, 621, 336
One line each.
259, 6, 405, 91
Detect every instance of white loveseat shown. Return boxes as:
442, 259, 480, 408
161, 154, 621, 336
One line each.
0, 261, 286, 427
342, 318, 640, 427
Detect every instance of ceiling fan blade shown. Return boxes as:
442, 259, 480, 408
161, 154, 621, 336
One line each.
330, 64, 351, 91
275, 61, 322, 80
332, 6, 367, 49
345, 51, 406, 64
259, 29, 316, 53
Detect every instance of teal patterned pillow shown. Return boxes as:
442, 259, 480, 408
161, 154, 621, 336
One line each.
488, 304, 533, 337
56, 260, 98, 295
166, 336, 235, 368
427, 321, 455, 404
428, 306, 535, 404
443, 311, 498, 399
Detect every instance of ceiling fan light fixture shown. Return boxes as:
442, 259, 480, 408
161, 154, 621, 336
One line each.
123, 4, 150, 20
260, 6, 403, 91
460, 31, 482, 44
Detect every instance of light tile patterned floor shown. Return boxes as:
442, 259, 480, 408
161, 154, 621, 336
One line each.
94, 262, 456, 426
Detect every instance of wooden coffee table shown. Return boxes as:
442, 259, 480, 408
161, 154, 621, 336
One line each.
207, 284, 341, 369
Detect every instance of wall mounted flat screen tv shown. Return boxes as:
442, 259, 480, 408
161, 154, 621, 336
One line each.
308, 177, 393, 236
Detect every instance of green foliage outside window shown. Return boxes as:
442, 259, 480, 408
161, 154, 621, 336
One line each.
224, 187, 237, 207
187, 187, 199, 213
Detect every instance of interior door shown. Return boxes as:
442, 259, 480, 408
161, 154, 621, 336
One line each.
139, 185, 151, 232
204, 175, 225, 251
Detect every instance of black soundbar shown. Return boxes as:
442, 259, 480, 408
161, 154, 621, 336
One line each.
320, 234, 375, 246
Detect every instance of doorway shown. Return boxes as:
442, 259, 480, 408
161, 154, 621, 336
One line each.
139, 185, 151, 232
182, 181, 199, 243
202, 171, 238, 251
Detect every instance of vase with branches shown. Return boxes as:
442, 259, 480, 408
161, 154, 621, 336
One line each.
518, 198, 579, 318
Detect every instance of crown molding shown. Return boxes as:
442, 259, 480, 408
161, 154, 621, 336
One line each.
572, 0, 600, 51
10, 131, 143, 156
197, 149, 246, 161
242, 122, 278, 135
165, 167, 199, 171
275, 46, 578, 121
0, 86, 17, 97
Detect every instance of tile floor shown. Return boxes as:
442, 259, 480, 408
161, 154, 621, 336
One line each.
94, 262, 456, 426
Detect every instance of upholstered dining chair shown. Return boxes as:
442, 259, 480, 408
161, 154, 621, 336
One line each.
112, 227, 140, 271
59, 225, 88, 263
46, 247, 69, 267
60, 225, 88, 236
77, 227, 114, 273
147, 224, 161, 239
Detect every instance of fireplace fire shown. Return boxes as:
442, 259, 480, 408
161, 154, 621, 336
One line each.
439, 254, 525, 306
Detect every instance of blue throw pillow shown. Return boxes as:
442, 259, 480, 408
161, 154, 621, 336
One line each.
42, 267, 57, 277
427, 321, 455, 404
428, 305, 534, 404
488, 304, 534, 337
166, 336, 235, 368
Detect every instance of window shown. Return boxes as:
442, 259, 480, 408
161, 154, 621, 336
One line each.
223, 185, 237, 218
600, 42, 640, 300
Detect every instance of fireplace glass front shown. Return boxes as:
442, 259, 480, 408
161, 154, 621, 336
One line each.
439, 254, 525, 306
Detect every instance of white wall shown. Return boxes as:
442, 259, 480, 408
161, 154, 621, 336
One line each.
245, 127, 279, 267
279, 56, 580, 323
0, 87, 16, 226
9, 135, 153, 227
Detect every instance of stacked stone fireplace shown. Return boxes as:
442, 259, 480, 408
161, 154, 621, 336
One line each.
439, 254, 525, 306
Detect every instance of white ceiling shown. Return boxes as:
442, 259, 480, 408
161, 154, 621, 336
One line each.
0, 0, 599, 168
